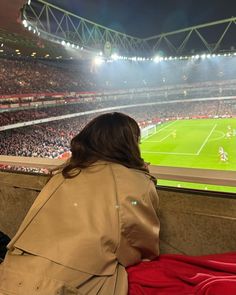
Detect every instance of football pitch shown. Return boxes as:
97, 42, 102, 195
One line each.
141, 118, 236, 193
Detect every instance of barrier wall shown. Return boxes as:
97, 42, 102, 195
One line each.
1, 170, 236, 255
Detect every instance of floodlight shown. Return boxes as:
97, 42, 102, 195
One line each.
22, 20, 28, 27
111, 53, 119, 60
94, 56, 104, 65
154, 56, 161, 63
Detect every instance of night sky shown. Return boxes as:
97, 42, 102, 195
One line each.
49, 0, 236, 38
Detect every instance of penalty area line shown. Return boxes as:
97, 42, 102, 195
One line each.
196, 124, 217, 156
142, 120, 178, 141
142, 151, 197, 156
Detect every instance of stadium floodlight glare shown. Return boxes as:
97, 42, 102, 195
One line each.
66, 42, 71, 47
111, 53, 119, 60
206, 54, 211, 58
154, 56, 161, 63
99, 51, 103, 56
201, 54, 206, 59
22, 20, 28, 28
94, 56, 104, 65
28, 26, 32, 31
28, 0, 31, 5
61, 40, 66, 46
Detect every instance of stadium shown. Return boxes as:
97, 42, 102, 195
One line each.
0, 0, 236, 294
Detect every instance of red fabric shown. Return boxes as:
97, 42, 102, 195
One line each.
127, 253, 236, 295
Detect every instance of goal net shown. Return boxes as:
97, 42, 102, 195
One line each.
141, 124, 157, 140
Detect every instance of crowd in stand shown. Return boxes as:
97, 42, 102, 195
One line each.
1, 56, 236, 174
0, 59, 91, 94
1, 100, 235, 162
1, 55, 236, 95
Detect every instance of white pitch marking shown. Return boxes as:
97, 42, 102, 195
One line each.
196, 124, 217, 155
142, 151, 197, 156
142, 121, 178, 141
149, 133, 172, 143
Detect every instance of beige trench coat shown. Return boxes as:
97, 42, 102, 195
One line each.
0, 161, 160, 295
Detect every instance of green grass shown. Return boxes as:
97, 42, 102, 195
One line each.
141, 118, 236, 193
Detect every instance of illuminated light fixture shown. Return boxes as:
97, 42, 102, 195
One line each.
217, 54, 221, 56
164, 57, 168, 60
72, 44, 75, 48
99, 51, 103, 56
201, 54, 206, 59
206, 54, 211, 58
81, 47, 84, 50
195, 54, 200, 59
234, 53, 236, 56
168, 56, 173, 60
28, 0, 31, 4
0, 50, 4, 52
22, 20, 28, 28
66, 42, 70, 47
17, 52, 21, 55
37, 32, 40, 36
94, 56, 104, 65
76, 45, 79, 49
45, 54, 50, 58
61, 40, 66, 46
28, 26, 32, 31
33, 29, 36, 34
1, 43, 3, 47
212, 54, 216, 57
223, 53, 227, 56
15, 49, 20, 52
111, 53, 119, 60
154, 56, 161, 63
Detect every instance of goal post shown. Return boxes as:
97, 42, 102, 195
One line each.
141, 124, 157, 139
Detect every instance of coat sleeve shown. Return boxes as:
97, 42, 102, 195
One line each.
116, 180, 160, 267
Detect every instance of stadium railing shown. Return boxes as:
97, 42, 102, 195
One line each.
1, 155, 236, 256
0, 155, 236, 188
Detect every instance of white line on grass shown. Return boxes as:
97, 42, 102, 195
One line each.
142, 120, 178, 141
146, 133, 172, 143
142, 151, 197, 156
196, 124, 217, 156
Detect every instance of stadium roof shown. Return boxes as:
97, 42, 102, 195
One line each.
0, 0, 236, 59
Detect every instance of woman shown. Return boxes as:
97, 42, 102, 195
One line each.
0, 112, 160, 295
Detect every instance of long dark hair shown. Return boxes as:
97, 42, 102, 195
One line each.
62, 112, 148, 178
